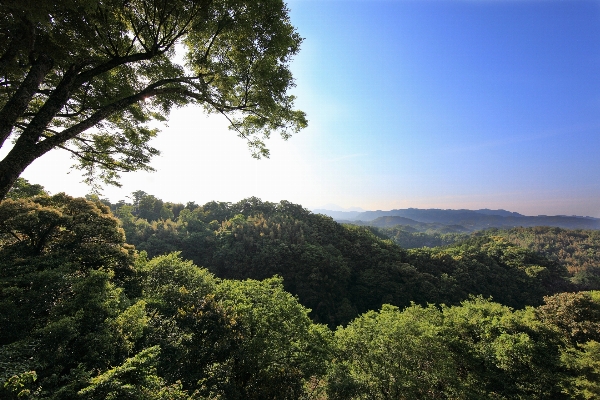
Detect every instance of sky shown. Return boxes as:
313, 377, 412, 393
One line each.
13, 0, 600, 216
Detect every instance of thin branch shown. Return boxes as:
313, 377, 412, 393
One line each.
201, 19, 229, 64
5, 231, 22, 242
180, 89, 253, 112
56, 143, 129, 171
218, 109, 248, 140
55, 105, 89, 118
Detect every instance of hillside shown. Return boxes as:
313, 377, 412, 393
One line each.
376, 226, 471, 248
352, 216, 470, 233
483, 227, 600, 289
318, 207, 600, 231
2, 191, 600, 398
371, 225, 600, 291
106, 194, 575, 327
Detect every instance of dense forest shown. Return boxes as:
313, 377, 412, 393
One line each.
375, 225, 600, 291
4, 0, 598, 398
2, 182, 600, 398
96, 190, 574, 327
484, 227, 600, 289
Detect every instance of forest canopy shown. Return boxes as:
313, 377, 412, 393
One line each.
93, 191, 577, 327
2, 0, 599, 396
1, 192, 600, 398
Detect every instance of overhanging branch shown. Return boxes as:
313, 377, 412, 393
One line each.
0, 54, 54, 149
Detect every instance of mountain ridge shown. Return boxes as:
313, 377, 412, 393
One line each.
313, 207, 600, 231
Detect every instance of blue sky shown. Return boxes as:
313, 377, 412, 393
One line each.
15, 0, 600, 216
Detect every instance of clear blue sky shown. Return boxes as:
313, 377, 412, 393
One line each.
16, 0, 600, 216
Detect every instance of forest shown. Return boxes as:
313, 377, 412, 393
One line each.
2, 181, 600, 399
1, 0, 599, 398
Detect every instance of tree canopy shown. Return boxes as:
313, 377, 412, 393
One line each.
102, 192, 572, 327
0, 0, 306, 200
0, 196, 330, 399
2, 193, 600, 398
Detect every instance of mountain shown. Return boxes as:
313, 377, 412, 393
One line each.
312, 209, 362, 220
474, 209, 523, 217
317, 208, 600, 231
358, 216, 470, 233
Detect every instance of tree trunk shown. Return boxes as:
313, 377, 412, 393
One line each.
0, 140, 42, 201
0, 163, 26, 201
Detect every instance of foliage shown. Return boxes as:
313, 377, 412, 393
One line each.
2, 371, 37, 399
408, 236, 572, 307
3, 195, 600, 398
0, 197, 332, 398
206, 277, 332, 399
536, 291, 600, 347
483, 227, 600, 290
330, 297, 570, 399
378, 226, 470, 249
0, 0, 306, 199
375, 225, 600, 292
560, 340, 600, 399
135, 254, 333, 399
329, 304, 459, 399
110, 194, 572, 327
78, 346, 189, 400
0, 195, 138, 398
5, 178, 48, 200
441, 297, 566, 399
0, 194, 134, 346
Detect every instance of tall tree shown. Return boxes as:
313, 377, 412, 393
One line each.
0, 0, 306, 200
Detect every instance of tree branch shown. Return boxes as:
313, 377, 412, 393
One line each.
33, 83, 187, 157
56, 143, 131, 171
0, 54, 53, 149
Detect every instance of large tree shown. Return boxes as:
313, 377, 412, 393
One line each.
0, 0, 306, 200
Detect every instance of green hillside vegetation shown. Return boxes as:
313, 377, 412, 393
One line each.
0, 194, 329, 399
101, 191, 573, 327
2, 192, 600, 398
3, 1, 599, 397
373, 225, 600, 291
349, 215, 471, 233
482, 227, 600, 290
375, 225, 471, 248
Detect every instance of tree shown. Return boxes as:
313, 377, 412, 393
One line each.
0, 0, 306, 200
561, 340, 600, 399
5, 178, 47, 200
210, 277, 331, 399
329, 304, 460, 399
77, 346, 191, 400
136, 253, 331, 398
536, 291, 600, 347
0, 194, 137, 397
441, 297, 567, 399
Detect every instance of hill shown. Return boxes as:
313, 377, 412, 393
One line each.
352, 215, 470, 233
109, 195, 573, 327
318, 207, 600, 231
2, 191, 600, 398
482, 227, 600, 289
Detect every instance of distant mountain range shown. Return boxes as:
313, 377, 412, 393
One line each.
312, 209, 363, 220
312, 208, 600, 231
